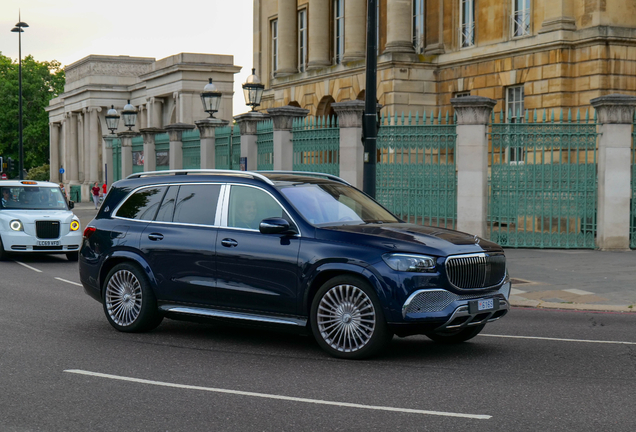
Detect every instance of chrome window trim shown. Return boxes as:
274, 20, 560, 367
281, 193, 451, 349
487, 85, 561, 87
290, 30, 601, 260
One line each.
126, 169, 275, 185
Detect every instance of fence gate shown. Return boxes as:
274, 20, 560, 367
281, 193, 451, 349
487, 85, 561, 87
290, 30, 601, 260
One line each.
112, 138, 121, 181
292, 116, 340, 175
489, 110, 598, 248
215, 126, 232, 169
182, 129, 201, 169
256, 120, 273, 170
376, 112, 457, 229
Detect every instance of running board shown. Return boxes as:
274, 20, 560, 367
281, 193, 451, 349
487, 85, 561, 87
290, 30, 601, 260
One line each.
159, 305, 307, 327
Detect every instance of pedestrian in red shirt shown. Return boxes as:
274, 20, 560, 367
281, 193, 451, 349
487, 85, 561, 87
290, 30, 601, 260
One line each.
91, 182, 101, 209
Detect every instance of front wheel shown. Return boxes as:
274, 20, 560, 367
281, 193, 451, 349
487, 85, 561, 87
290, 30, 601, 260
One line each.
426, 324, 486, 344
310, 275, 392, 359
102, 262, 163, 333
66, 251, 79, 262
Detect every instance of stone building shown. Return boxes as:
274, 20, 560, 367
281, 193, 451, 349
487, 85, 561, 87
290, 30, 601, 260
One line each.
253, 0, 636, 117
46, 53, 239, 199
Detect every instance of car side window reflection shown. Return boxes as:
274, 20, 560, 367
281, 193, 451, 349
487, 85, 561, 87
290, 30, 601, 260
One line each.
116, 187, 166, 220
155, 186, 178, 222
172, 184, 220, 226
228, 185, 288, 231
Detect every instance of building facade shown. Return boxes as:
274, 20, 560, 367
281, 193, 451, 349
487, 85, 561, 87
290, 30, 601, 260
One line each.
47, 53, 240, 199
253, 0, 636, 117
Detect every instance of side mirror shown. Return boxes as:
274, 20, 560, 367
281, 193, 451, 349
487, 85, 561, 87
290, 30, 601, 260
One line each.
259, 217, 296, 235
68, 200, 74, 210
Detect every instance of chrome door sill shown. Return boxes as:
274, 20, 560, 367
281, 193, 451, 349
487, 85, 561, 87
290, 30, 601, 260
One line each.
159, 305, 307, 327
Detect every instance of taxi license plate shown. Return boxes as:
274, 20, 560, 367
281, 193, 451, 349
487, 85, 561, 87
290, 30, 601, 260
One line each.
468, 298, 499, 314
37, 240, 60, 246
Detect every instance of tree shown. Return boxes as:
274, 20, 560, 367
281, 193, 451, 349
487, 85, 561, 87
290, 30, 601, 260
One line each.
0, 53, 65, 176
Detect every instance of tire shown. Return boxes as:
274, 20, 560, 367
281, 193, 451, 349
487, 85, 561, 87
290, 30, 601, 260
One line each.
0, 237, 6, 261
102, 262, 163, 333
66, 251, 79, 262
426, 324, 486, 344
310, 275, 392, 359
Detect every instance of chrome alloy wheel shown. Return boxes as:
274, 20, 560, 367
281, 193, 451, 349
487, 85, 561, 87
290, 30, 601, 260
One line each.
105, 269, 143, 327
317, 284, 376, 353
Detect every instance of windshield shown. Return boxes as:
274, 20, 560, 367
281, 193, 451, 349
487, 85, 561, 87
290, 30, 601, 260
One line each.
1, 186, 69, 210
279, 182, 399, 226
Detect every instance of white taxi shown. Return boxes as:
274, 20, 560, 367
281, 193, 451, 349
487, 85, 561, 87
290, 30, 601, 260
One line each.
0, 180, 82, 261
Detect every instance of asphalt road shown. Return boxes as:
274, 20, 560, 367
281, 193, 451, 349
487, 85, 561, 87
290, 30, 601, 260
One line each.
1, 253, 635, 431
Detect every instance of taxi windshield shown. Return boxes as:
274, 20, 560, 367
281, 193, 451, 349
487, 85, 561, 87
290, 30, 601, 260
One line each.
0, 186, 69, 210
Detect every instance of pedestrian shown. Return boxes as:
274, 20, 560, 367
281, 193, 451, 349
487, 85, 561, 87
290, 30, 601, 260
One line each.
91, 182, 101, 209
102, 182, 107, 196
59, 183, 67, 201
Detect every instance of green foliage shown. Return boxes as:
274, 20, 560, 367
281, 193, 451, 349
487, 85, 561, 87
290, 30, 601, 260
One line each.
26, 164, 50, 181
0, 52, 65, 176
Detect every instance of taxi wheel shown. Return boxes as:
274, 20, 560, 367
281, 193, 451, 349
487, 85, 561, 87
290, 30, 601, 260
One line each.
426, 324, 486, 344
102, 262, 163, 333
66, 252, 79, 262
0, 237, 6, 261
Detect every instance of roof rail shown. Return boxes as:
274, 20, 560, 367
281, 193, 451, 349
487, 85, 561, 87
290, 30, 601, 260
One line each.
255, 170, 351, 185
125, 169, 274, 185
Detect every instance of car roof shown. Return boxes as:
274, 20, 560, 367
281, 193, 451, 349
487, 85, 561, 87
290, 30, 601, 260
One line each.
0, 180, 60, 187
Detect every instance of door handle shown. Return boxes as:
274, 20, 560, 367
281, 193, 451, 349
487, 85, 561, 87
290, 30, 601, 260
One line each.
221, 238, 238, 248
148, 233, 164, 241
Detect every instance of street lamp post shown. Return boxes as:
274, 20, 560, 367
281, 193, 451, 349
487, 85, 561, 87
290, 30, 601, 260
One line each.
11, 14, 28, 180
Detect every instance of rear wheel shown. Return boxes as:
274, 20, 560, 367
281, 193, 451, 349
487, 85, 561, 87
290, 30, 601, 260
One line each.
426, 324, 486, 344
310, 275, 392, 359
102, 262, 163, 332
66, 251, 79, 262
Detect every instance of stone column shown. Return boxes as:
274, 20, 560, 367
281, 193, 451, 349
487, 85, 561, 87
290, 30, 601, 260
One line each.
89, 107, 101, 184
277, 0, 298, 76
590, 94, 636, 250
68, 113, 79, 184
307, 0, 331, 70
49, 123, 60, 182
332, 101, 366, 188
78, 112, 85, 185
343, 0, 366, 62
384, 0, 415, 54
103, 135, 115, 188
60, 115, 68, 183
117, 131, 138, 179
451, 96, 497, 239
140, 128, 164, 172
82, 109, 90, 187
539, 0, 576, 33
268, 106, 310, 170
235, 112, 270, 171
148, 97, 164, 128
195, 119, 230, 169
165, 123, 195, 170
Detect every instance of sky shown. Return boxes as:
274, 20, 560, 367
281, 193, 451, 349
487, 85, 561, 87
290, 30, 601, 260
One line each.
0, 0, 254, 115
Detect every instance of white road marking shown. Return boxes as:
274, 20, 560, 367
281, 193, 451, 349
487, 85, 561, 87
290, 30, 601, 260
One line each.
64, 369, 491, 420
510, 288, 526, 295
55, 277, 83, 287
480, 334, 636, 345
563, 288, 595, 296
15, 261, 42, 273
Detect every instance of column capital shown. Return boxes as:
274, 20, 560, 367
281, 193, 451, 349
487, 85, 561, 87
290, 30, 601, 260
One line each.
117, 130, 140, 146
140, 127, 165, 144
590, 94, 636, 124
234, 111, 271, 135
332, 101, 382, 128
165, 122, 195, 141
195, 118, 230, 138
451, 96, 497, 125
102, 134, 116, 149
267, 106, 310, 131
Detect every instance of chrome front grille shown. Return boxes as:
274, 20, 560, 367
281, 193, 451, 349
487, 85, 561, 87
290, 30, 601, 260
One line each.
36, 220, 60, 239
445, 253, 506, 289
403, 290, 489, 315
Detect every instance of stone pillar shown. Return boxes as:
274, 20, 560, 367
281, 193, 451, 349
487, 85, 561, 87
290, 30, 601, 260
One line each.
82, 109, 90, 187
590, 94, 636, 250
103, 135, 115, 188
332, 101, 366, 188
307, 0, 331, 70
148, 97, 164, 128
140, 128, 164, 172
235, 112, 270, 171
78, 112, 85, 184
268, 106, 310, 170
539, 0, 576, 33
425, 0, 445, 55
68, 113, 79, 184
60, 115, 68, 183
89, 107, 101, 184
384, 0, 415, 54
343, 0, 366, 62
195, 118, 230, 169
451, 96, 497, 239
276, 0, 298, 76
49, 123, 60, 182
165, 123, 195, 170
117, 131, 138, 179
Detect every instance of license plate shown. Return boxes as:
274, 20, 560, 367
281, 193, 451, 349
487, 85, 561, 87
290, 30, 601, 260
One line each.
468, 297, 499, 314
478, 299, 494, 311
37, 240, 60, 246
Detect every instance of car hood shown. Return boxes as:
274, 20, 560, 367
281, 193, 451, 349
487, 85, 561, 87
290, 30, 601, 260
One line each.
0, 210, 76, 223
316, 223, 503, 256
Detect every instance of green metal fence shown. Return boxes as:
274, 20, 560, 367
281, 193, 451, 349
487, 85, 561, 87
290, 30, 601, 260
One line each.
215, 126, 232, 169
182, 129, 201, 169
132, 135, 144, 174
376, 111, 457, 229
489, 109, 598, 248
256, 119, 274, 170
112, 138, 121, 181
231, 124, 241, 169
292, 116, 340, 176
155, 133, 169, 171
631, 113, 636, 249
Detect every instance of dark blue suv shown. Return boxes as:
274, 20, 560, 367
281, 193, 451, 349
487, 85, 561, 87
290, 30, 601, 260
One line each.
79, 170, 510, 359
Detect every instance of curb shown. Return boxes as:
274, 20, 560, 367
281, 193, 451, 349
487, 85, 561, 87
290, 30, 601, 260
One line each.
510, 297, 635, 313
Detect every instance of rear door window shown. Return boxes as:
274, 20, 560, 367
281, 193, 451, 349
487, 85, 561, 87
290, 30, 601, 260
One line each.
172, 184, 221, 226
116, 186, 166, 220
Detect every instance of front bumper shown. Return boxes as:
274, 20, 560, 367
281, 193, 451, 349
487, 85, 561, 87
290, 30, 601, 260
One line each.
1, 229, 82, 253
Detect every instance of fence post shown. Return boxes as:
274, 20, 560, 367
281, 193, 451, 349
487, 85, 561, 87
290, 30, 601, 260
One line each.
102, 135, 115, 188
268, 106, 310, 170
195, 118, 230, 169
140, 127, 164, 172
451, 96, 497, 239
234, 112, 270, 170
590, 94, 636, 250
165, 123, 195, 170
332, 101, 365, 188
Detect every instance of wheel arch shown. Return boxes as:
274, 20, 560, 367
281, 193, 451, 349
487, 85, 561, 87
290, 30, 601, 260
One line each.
98, 250, 158, 297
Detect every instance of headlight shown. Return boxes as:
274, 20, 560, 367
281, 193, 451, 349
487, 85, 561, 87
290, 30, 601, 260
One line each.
10, 220, 23, 231
70, 220, 80, 231
382, 253, 436, 272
